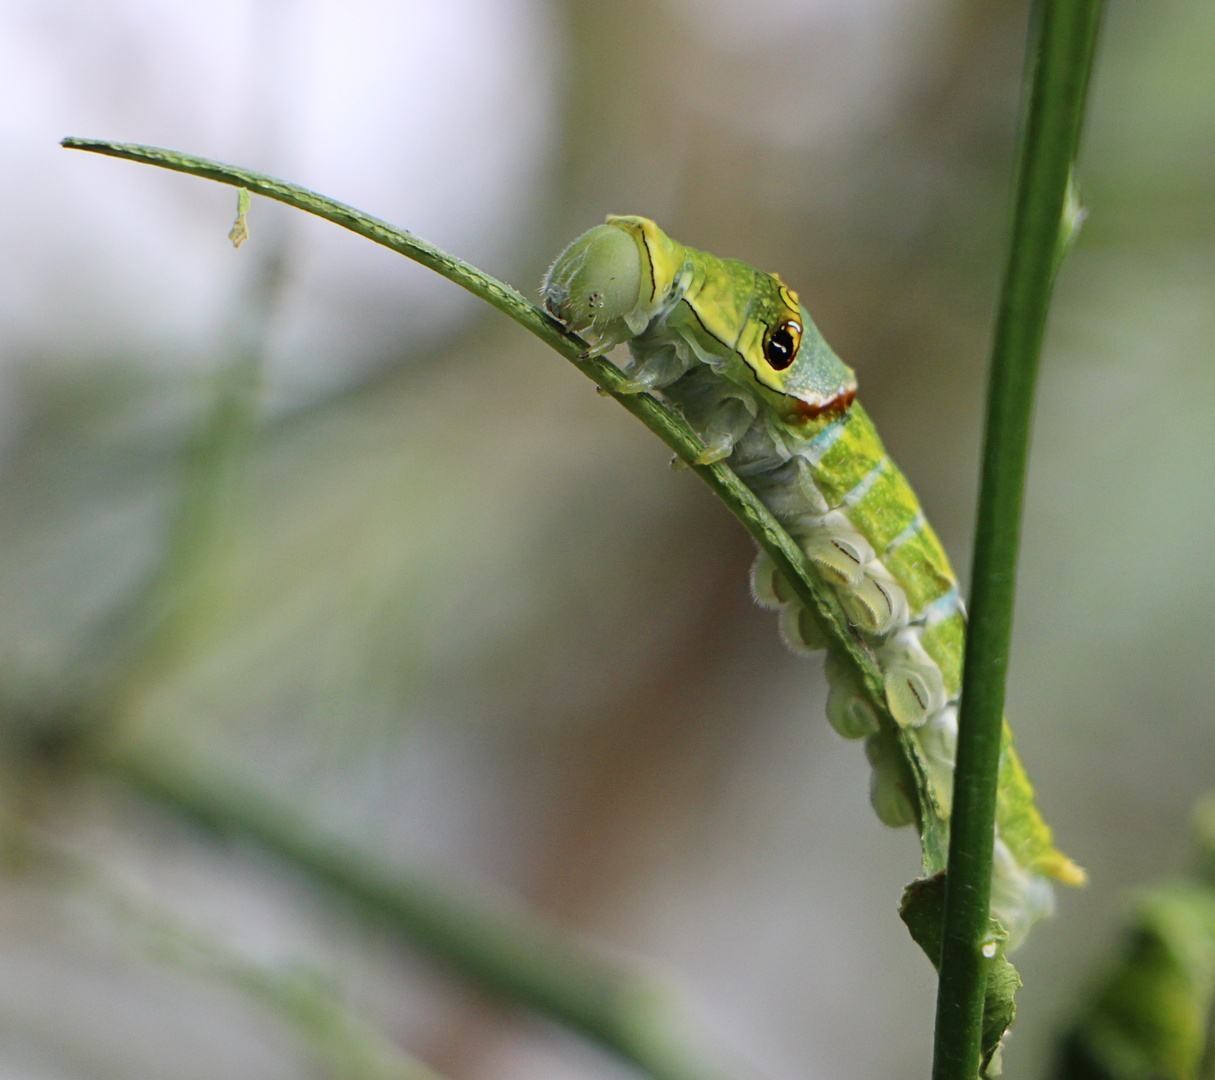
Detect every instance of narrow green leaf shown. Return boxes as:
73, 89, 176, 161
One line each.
59, 136, 938, 861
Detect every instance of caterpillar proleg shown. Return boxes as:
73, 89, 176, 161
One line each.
542, 216, 1084, 957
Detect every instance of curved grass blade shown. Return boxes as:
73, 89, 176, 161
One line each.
59, 137, 931, 861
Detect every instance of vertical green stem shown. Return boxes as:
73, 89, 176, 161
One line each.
930, 3, 1104, 1079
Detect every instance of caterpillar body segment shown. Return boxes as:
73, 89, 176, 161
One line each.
824, 650, 881, 740
543, 216, 1083, 948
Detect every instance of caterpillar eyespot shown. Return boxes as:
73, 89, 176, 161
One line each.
764, 320, 802, 370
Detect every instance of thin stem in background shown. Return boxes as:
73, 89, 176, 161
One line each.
930, 3, 1105, 1079
104, 747, 719, 1080
37, 829, 452, 1080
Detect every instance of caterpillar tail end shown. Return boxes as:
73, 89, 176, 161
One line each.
998, 734, 1087, 890
1036, 850, 1088, 887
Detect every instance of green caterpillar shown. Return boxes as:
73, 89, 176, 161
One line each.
542, 215, 1084, 952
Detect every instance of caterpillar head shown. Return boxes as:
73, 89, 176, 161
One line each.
544, 217, 857, 419
541, 216, 685, 355
729, 272, 858, 419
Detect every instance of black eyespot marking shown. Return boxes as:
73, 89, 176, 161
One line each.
764, 320, 802, 371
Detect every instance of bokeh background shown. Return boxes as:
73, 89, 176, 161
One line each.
0, 1, 1213, 1078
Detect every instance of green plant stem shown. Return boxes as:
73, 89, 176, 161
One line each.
930, 3, 1104, 1079
59, 137, 941, 858
101, 746, 717, 1080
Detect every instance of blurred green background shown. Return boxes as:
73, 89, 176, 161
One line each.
0, 1, 1212, 1078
